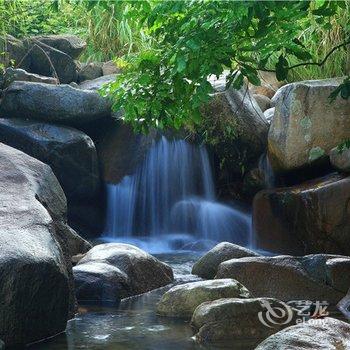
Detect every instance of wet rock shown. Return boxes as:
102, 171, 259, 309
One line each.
0, 81, 111, 125
0, 118, 101, 201
73, 262, 132, 303
96, 119, 156, 183
268, 78, 350, 172
28, 35, 86, 59
330, 146, 350, 173
0, 143, 76, 346
253, 174, 350, 255
216, 254, 348, 305
202, 76, 269, 178
255, 317, 350, 349
253, 94, 271, 112
79, 74, 116, 91
264, 107, 275, 124
2, 67, 58, 88
157, 279, 251, 318
63, 224, 92, 257
326, 258, 350, 294
78, 62, 103, 83
25, 40, 78, 83
192, 242, 259, 279
191, 298, 297, 344
102, 60, 120, 75
68, 202, 105, 238
77, 243, 174, 296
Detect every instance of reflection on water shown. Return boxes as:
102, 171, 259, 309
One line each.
30, 253, 259, 350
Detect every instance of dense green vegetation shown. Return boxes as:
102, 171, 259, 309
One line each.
0, 0, 349, 133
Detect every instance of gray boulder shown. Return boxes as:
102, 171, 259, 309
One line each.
79, 74, 116, 91
77, 243, 174, 296
29, 35, 86, 59
78, 62, 103, 83
202, 75, 269, 180
96, 119, 156, 183
157, 279, 251, 318
24, 40, 78, 83
192, 242, 259, 279
268, 78, 350, 172
216, 254, 349, 305
73, 262, 132, 303
2, 67, 58, 88
191, 298, 298, 344
0, 81, 111, 125
0, 143, 76, 346
255, 317, 350, 349
0, 118, 101, 201
0, 35, 30, 70
330, 146, 350, 173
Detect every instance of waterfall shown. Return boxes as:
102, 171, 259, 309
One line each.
103, 136, 252, 251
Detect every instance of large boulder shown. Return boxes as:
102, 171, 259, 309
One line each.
95, 119, 156, 183
76, 243, 174, 296
78, 62, 103, 83
192, 242, 259, 279
157, 279, 251, 318
216, 254, 349, 305
24, 40, 78, 83
0, 143, 77, 346
68, 202, 105, 238
191, 298, 298, 345
0, 81, 111, 126
0, 118, 101, 201
73, 262, 132, 304
253, 174, 350, 255
202, 77, 269, 177
2, 67, 58, 88
0, 35, 30, 70
255, 317, 350, 349
268, 79, 350, 172
29, 35, 86, 59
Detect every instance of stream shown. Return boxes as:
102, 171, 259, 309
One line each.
31, 251, 260, 350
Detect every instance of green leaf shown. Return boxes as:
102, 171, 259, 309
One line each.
176, 55, 186, 73
275, 55, 289, 81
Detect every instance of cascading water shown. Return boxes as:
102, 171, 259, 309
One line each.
103, 136, 252, 252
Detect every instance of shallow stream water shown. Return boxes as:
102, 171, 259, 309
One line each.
30, 252, 261, 350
